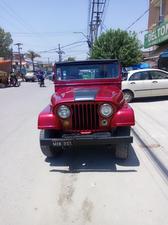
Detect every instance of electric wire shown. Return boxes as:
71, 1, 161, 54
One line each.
126, 0, 160, 30
0, 0, 33, 33
37, 41, 87, 54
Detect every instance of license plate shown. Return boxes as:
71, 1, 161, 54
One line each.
52, 140, 72, 147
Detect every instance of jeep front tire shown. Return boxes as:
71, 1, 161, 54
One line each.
114, 126, 131, 159
40, 130, 63, 158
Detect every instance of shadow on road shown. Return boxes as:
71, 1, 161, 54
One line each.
45, 145, 140, 173
132, 96, 168, 103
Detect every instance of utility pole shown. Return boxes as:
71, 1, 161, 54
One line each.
10, 47, 13, 72
56, 44, 65, 62
88, 0, 107, 51
15, 42, 23, 73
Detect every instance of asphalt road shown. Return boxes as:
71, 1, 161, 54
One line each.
0, 81, 168, 225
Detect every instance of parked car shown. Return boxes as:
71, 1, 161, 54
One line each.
122, 68, 168, 102
38, 59, 135, 160
24, 71, 37, 82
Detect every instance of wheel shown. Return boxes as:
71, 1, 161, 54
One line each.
123, 90, 133, 103
40, 130, 63, 158
114, 127, 131, 160
17, 81, 21, 87
14, 81, 21, 87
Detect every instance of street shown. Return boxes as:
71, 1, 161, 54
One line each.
0, 81, 168, 225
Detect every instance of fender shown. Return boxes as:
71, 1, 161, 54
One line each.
38, 105, 61, 129
111, 103, 135, 127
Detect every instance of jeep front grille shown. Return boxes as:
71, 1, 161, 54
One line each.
71, 103, 99, 131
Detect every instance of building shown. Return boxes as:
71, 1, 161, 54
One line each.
144, 0, 168, 69
12, 52, 25, 66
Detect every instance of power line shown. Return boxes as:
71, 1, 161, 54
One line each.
65, 43, 87, 51
62, 41, 86, 49
15, 43, 23, 72
11, 31, 80, 35
1, 0, 35, 31
126, 0, 160, 31
0, 0, 33, 33
37, 41, 86, 54
0, 12, 22, 30
0, 0, 54, 46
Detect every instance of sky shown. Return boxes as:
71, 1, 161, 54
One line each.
0, 0, 149, 62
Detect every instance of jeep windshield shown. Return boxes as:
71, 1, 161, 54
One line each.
56, 61, 119, 81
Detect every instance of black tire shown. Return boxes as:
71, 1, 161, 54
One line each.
123, 90, 133, 103
40, 130, 63, 158
14, 80, 21, 87
114, 127, 131, 160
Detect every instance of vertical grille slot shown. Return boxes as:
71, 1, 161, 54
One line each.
71, 103, 99, 131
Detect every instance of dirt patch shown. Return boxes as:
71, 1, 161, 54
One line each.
81, 198, 94, 223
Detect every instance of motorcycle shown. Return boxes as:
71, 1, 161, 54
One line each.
9, 76, 21, 87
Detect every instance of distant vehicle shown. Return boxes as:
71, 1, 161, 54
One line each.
0, 71, 21, 88
158, 50, 168, 72
122, 68, 168, 102
0, 60, 11, 87
24, 71, 37, 82
0, 70, 8, 88
9, 73, 21, 87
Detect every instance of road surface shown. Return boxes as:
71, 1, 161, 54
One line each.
0, 81, 168, 225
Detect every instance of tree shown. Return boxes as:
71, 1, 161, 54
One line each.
25, 50, 40, 71
0, 27, 13, 59
66, 57, 76, 62
91, 29, 142, 67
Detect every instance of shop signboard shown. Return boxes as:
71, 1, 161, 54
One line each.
144, 20, 168, 48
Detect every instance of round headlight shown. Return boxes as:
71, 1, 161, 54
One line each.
57, 105, 71, 119
100, 104, 113, 117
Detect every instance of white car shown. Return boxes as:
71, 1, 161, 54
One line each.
122, 68, 168, 102
24, 71, 37, 82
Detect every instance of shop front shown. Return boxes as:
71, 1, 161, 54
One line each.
144, 20, 168, 70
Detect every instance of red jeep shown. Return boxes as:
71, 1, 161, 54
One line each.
38, 59, 135, 159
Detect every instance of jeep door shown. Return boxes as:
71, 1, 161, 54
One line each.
128, 71, 152, 98
149, 70, 168, 96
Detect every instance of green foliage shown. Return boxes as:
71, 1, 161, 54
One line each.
91, 29, 142, 67
25, 50, 40, 71
66, 57, 76, 62
25, 50, 40, 61
0, 27, 13, 59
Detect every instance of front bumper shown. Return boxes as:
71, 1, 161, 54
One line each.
40, 132, 133, 147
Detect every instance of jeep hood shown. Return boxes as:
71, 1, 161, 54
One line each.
51, 85, 124, 107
